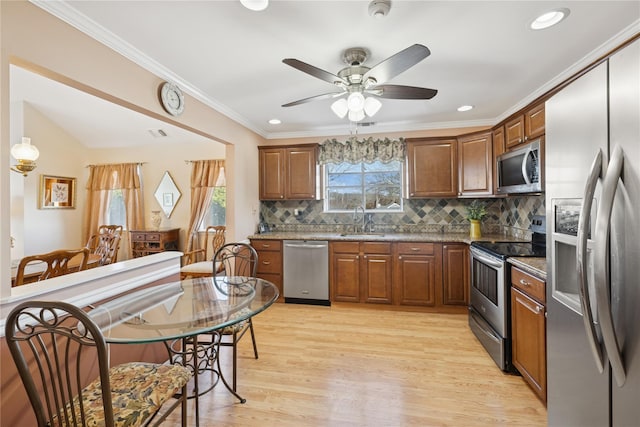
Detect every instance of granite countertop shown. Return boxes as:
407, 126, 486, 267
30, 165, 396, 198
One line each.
248, 231, 527, 245
508, 257, 547, 281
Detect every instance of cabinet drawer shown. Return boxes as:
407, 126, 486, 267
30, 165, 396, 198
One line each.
257, 251, 282, 274
251, 239, 281, 251
362, 242, 391, 254
396, 242, 435, 255
331, 241, 360, 253
131, 233, 147, 242
511, 267, 545, 303
145, 233, 161, 242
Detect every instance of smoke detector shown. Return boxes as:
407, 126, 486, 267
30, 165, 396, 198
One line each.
368, 0, 391, 18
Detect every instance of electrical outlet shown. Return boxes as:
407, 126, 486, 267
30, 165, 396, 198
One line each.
294, 208, 300, 216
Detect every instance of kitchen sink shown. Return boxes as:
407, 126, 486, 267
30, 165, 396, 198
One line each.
339, 232, 386, 237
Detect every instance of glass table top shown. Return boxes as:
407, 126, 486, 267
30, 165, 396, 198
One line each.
88, 276, 279, 344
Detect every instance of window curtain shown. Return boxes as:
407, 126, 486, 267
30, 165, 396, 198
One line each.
83, 163, 144, 258
318, 137, 406, 164
186, 160, 225, 255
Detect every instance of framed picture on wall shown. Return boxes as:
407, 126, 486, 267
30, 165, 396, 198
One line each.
39, 175, 76, 209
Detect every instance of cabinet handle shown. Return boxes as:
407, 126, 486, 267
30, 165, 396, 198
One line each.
410, 193, 414, 196
356, 255, 359, 260
411, 247, 421, 252
398, 256, 402, 260
280, 195, 283, 199
263, 261, 271, 265
263, 244, 270, 248
524, 136, 528, 142
363, 255, 367, 259
519, 278, 531, 286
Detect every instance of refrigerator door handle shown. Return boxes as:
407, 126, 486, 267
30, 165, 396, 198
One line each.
594, 144, 626, 387
577, 149, 606, 373
521, 146, 532, 185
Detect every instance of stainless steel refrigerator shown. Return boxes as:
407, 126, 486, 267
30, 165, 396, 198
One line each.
545, 37, 640, 426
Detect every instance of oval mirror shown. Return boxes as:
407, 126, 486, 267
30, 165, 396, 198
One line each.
154, 171, 181, 218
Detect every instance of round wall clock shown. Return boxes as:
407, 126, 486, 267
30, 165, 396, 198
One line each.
159, 82, 185, 116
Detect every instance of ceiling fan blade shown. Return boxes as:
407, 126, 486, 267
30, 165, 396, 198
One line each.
282, 92, 346, 107
283, 58, 348, 86
367, 84, 438, 100
362, 44, 431, 84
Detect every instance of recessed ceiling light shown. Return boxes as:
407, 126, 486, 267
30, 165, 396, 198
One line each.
530, 8, 570, 30
240, 0, 268, 12
268, 119, 281, 125
457, 105, 473, 112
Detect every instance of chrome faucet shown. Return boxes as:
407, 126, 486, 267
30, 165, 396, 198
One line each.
353, 205, 365, 233
364, 213, 375, 233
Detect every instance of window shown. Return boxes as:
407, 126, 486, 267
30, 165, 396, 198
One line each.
104, 189, 126, 228
201, 186, 226, 228
324, 160, 403, 212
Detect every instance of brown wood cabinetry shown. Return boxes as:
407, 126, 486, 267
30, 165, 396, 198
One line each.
130, 228, 179, 258
394, 243, 442, 306
505, 103, 546, 149
510, 266, 546, 403
406, 138, 458, 198
330, 241, 393, 304
259, 145, 316, 200
250, 239, 283, 302
442, 243, 469, 306
457, 131, 493, 197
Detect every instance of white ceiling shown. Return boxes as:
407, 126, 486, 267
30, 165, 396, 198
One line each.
21, 1, 640, 144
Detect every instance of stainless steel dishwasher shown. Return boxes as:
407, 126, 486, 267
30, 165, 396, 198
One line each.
283, 240, 329, 305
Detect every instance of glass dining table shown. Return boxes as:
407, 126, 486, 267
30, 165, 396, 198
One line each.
87, 276, 279, 426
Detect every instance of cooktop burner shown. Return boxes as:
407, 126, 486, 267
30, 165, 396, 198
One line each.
471, 241, 546, 260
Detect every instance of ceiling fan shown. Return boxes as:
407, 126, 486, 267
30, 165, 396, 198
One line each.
282, 44, 437, 122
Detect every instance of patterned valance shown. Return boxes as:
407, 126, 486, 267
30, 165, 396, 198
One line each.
318, 137, 406, 165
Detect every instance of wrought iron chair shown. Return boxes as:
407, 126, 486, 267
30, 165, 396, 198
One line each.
13, 248, 90, 287
213, 242, 260, 392
85, 232, 121, 266
180, 225, 226, 279
5, 300, 191, 427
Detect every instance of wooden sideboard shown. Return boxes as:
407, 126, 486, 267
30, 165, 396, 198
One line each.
130, 228, 180, 258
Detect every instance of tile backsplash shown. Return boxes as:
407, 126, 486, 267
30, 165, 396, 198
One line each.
260, 195, 545, 239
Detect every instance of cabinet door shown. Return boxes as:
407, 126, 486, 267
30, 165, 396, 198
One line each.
505, 115, 525, 149
362, 254, 392, 304
407, 139, 457, 198
525, 103, 545, 140
332, 252, 360, 302
511, 287, 547, 402
286, 146, 316, 199
458, 131, 493, 196
442, 244, 469, 305
395, 254, 440, 306
259, 148, 285, 200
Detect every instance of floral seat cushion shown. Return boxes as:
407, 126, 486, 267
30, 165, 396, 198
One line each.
180, 260, 223, 275
51, 362, 191, 427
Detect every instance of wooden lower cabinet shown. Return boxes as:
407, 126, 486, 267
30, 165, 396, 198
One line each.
250, 239, 283, 302
442, 243, 469, 305
331, 241, 392, 304
510, 267, 546, 403
394, 243, 441, 306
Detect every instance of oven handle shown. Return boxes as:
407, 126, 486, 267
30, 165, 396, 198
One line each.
576, 148, 605, 374
470, 248, 504, 270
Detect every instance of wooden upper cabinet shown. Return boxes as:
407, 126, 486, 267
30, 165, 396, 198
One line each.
259, 145, 317, 200
406, 138, 457, 198
505, 103, 546, 150
457, 131, 493, 197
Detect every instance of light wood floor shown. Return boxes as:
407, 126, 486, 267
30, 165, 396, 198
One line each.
166, 303, 547, 426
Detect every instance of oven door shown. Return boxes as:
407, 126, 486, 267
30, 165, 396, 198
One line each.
469, 247, 507, 336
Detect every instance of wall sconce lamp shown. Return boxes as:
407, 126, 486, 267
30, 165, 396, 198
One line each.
10, 137, 40, 177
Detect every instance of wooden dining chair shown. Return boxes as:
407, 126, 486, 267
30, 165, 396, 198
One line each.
180, 225, 226, 279
213, 242, 260, 392
13, 248, 90, 286
85, 232, 121, 266
5, 300, 190, 427
97, 225, 123, 262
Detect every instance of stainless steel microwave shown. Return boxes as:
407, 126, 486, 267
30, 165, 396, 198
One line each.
496, 139, 542, 194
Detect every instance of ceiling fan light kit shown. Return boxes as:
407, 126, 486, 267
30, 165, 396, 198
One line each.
283, 43, 437, 123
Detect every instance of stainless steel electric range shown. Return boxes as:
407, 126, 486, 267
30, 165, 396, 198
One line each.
468, 215, 546, 371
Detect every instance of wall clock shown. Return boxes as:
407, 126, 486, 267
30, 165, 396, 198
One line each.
159, 82, 185, 116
